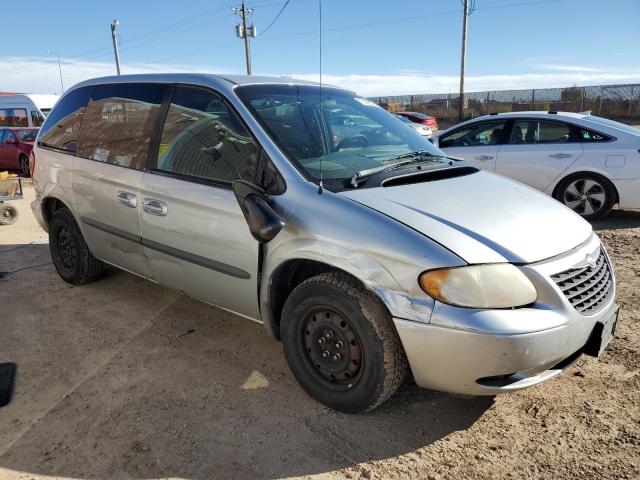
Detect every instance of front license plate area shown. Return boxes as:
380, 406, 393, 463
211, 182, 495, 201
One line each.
584, 306, 619, 357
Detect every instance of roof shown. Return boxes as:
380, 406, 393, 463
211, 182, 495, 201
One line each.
73, 73, 325, 89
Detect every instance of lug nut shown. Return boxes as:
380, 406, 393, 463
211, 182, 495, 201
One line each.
335, 341, 344, 349
318, 337, 325, 345
325, 331, 334, 339
331, 353, 342, 362
322, 350, 330, 358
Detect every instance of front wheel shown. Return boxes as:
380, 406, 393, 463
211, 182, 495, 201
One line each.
281, 272, 408, 413
555, 173, 616, 221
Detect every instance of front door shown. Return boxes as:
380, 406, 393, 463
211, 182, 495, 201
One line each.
495, 119, 583, 191
0, 130, 19, 169
72, 83, 167, 278
437, 119, 508, 171
140, 85, 261, 319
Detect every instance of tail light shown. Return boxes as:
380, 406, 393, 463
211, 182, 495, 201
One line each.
29, 150, 36, 177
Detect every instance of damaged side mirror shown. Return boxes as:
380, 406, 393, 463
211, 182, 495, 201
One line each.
233, 180, 285, 243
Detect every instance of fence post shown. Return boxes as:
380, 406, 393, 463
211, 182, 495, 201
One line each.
531, 89, 535, 109
486, 91, 490, 115
580, 87, 585, 112
598, 87, 603, 115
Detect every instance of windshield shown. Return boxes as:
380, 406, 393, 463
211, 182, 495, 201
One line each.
583, 115, 640, 137
15, 128, 38, 142
235, 84, 447, 188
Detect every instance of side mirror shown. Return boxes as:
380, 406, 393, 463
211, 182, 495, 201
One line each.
233, 180, 285, 243
428, 136, 439, 147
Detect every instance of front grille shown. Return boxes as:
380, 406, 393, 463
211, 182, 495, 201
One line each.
551, 248, 613, 315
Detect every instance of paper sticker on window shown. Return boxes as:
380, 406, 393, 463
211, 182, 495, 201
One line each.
158, 143, 169, 157
91, 148, 109, 162
354, 98, 378, 107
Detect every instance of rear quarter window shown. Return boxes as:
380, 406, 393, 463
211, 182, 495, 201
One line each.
39, 87, 93, 153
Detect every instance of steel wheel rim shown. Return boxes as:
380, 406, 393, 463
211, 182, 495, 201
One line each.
563, 178, 606, 216
302, 307, 363, 389
57, 227, 76, 269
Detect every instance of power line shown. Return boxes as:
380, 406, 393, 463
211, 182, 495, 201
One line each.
260, 0, 292, 36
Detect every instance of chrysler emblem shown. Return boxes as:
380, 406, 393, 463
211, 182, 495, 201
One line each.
576, 250, 600, 269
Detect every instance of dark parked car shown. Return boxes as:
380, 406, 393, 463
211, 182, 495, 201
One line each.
397, 111, 438, 131
0, 128, 37, 176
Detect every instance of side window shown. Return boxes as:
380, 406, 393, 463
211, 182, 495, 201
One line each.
439, 120, 507, 148
31, 110, 44, 127
39, 86, 92, 153
0, 109, 28, 127
4, 130, 16, 143
510, 120, 573, 144
78, 83, 166, 169
155, 86, 259, 184
579, 128, 610, 142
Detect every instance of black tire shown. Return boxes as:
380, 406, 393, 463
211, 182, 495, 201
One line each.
19, 155, 30, 178
49, 208, 104, 284
554, 173, 616, 221
0, 205, 18, 225
281, 271, 407, 413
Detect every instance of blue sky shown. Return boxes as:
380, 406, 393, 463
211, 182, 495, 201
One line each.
2, 0, 639, 95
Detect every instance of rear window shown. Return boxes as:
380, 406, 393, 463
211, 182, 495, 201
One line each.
77, 83, 167, 170
39, 86, 93, 153
584, 116, 640, 137
0, 108, 28, 127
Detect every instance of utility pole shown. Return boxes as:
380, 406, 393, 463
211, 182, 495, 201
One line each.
111, 19, 121, 75
458, 0, 470, 120
234, 1, 256, 75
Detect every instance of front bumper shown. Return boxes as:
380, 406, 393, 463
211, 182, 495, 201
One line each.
394, 233, 617, 395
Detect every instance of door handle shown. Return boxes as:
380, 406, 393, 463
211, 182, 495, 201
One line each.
143, 198, 168, 216
116, 191, 137, 208
549, 153, 572, 159
474, 155, 494, 161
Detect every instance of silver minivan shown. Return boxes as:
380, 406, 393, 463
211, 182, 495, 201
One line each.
31, 74, 618, 413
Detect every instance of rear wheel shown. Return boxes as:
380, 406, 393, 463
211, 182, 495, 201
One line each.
0, 205, 18, 225
49, 208, 104, 284
281, 271, 407, 413
19, 155, 30, 177
555, 173, 616, 221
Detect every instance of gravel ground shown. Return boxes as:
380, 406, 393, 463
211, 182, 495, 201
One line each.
0, 183, 638, 480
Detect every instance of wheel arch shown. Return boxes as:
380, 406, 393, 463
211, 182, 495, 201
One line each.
551, 169, 620, 205
261, 257, 398, 341
41, 195, 72, 227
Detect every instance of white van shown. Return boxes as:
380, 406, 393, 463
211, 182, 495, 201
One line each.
0, 94, 59, 128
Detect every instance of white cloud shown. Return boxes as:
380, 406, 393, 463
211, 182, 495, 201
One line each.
2, 56, 640, 98
532, 64, 603, 73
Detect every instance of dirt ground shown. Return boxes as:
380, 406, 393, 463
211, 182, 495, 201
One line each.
0, 182, 638, 480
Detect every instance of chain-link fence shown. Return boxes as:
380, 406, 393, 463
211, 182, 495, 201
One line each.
371, 83, 640, 122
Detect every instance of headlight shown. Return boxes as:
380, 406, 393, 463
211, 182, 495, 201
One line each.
419, 264, 537, 309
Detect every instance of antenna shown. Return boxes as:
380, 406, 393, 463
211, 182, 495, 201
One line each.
317, 0, 324, 194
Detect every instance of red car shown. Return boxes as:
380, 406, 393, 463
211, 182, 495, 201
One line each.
0, 127, 37, 176
397, 111, 438, 131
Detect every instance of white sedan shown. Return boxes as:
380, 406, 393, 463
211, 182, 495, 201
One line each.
433, 111, 640, 219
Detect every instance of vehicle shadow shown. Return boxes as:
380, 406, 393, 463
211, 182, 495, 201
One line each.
592, 209, 640, 231
0, 242, 492, 479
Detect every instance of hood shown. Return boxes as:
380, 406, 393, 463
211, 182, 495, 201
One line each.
340, 170, 592, 264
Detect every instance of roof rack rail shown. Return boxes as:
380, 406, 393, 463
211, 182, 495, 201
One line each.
490, 112, 500, 115
548, 111, 558, 114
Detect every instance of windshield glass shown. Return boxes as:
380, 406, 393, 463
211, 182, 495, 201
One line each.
583, 115, 640, 136
15, 129, 38, 141
235, 84, 447, 188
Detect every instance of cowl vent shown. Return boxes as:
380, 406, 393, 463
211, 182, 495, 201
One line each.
382, 166, 479, 188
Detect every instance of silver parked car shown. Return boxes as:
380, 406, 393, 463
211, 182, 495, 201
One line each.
31, 74, 618, 413
395, 114, 433, 137
433, 111, 640, 220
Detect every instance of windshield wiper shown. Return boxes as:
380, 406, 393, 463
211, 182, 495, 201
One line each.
350, 150, 446, 188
